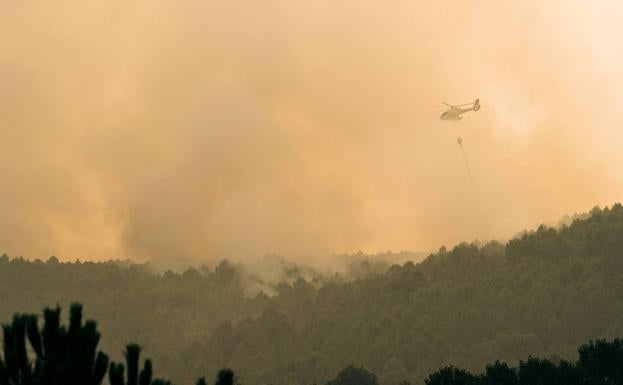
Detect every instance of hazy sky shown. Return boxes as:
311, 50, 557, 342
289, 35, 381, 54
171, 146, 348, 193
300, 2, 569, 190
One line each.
1, 0, 622, 263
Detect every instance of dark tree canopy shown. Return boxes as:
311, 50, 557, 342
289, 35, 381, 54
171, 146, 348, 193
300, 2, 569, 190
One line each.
326, 366, 379, 385
425, 367, 478, 385
424, 338, 623, 385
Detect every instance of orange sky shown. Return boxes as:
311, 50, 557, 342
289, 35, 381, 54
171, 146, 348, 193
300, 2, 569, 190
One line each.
1, 0, 622, 263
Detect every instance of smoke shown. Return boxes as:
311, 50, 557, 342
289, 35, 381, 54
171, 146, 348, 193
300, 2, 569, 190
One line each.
1, 0, 622, 263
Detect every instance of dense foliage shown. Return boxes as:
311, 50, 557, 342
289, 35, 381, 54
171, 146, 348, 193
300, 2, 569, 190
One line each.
1, 204, 622, 385
0, 256, 258, 379
3, 306, 623, 385
424, 338, 623, 385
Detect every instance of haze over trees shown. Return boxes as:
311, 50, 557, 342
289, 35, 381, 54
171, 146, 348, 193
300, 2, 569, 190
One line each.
1, 204, 622, 385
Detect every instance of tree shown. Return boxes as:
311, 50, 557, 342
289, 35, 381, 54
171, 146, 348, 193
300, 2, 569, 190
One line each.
577, 338, 623, 385
481, 361, 517, 385
424, 367, 478, 385
517, 358, 562, 385
108, 344, 155, 385
214, 369, 236, 385
0, 304, 109, 385
326, 366, 379, 385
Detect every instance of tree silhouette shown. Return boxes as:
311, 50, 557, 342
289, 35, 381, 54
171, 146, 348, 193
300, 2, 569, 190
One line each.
0, 303, 109, 385
424, 367, 478, 385
0, 304, 241, 385
214, 369, 235, 385
326, 366, 379, 385
481, 361, 517, 385
578, 338, 623, 385
0, 305, 184, 385
108, 344, 158, 385
517, 357, 562, 385
422, 338, 623, 385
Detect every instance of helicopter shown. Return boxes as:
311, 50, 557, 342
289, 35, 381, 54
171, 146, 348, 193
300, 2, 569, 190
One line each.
440, 98, 480, 121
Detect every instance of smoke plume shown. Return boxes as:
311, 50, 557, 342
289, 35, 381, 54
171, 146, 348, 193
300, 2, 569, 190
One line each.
1, 0, 622, 263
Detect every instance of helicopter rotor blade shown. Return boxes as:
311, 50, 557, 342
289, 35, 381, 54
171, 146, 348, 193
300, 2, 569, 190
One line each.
443, 102, 474, 108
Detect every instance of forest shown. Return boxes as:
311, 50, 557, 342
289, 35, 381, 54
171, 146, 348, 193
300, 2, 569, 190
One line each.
1, 203, 623, 385
3, 303, 623, 385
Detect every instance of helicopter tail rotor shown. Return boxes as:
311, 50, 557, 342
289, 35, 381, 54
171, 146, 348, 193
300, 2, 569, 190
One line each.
473, 98, 480, 111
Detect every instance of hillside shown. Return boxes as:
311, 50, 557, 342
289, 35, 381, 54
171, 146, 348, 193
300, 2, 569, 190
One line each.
1, 204, 622, 385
